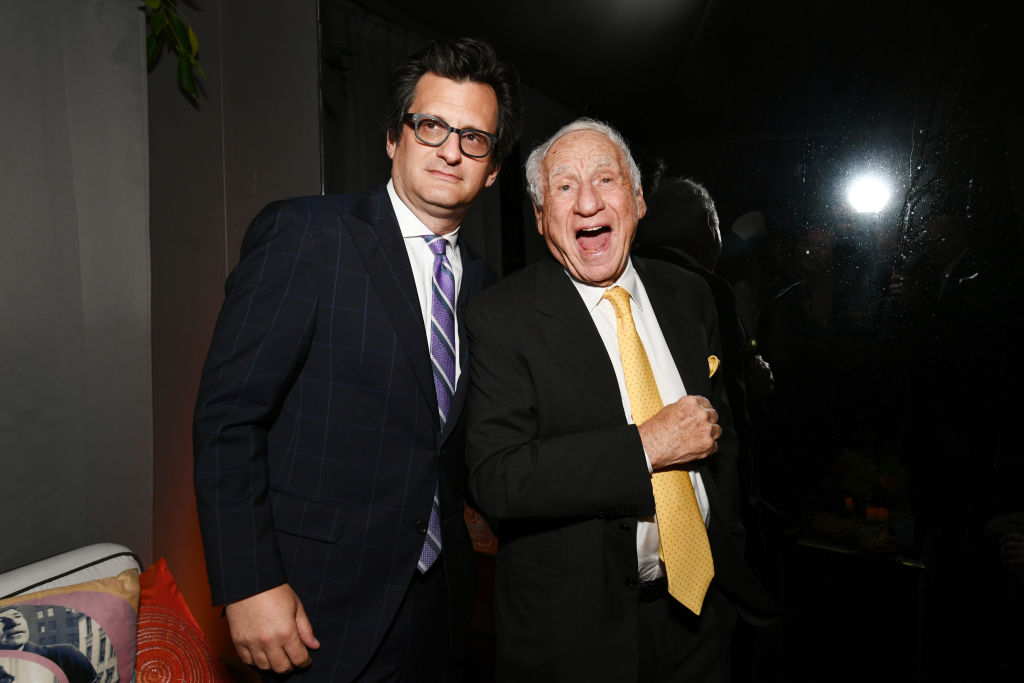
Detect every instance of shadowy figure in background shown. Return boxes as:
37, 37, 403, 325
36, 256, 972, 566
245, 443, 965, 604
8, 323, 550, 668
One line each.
719, 210, 773, 341
632, 177, 780, 682
755, 218, 873, 523
633, 177, 774, 540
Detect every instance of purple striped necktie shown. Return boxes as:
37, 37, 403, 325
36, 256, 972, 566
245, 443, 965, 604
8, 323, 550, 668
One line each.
418, 235, 455, 572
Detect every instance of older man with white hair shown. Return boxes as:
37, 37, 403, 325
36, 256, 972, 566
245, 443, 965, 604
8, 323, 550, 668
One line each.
465, 118, 776, 682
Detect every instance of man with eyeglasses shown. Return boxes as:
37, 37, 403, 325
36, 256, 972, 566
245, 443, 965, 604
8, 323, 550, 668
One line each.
193, 37, 522, 682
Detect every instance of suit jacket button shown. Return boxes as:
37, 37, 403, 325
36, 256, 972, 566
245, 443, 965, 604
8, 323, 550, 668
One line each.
414, 519, 428, 534
619, 522, 630, 531
624, 577, 637, 588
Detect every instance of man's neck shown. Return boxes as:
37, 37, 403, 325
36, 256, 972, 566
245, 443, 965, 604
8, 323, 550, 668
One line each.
386, 180, 464, 236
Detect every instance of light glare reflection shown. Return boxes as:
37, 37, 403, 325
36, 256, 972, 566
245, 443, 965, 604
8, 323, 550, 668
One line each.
847, 175, 891, 213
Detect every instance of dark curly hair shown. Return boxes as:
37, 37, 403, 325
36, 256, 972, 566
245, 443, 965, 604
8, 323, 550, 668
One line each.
383, 37, 523, 169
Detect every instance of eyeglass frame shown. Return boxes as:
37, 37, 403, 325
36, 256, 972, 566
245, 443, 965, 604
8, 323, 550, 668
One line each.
403, 113, 497, 159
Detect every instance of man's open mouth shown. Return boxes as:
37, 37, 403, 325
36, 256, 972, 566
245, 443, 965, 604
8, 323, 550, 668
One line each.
576, 226, 611, 253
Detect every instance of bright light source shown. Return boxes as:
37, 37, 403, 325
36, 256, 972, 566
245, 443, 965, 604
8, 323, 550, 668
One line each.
847, 175, 891, 213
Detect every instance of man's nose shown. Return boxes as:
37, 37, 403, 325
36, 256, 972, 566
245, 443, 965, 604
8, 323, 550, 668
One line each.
436, 133, 463, 164
575, 182, 603, 215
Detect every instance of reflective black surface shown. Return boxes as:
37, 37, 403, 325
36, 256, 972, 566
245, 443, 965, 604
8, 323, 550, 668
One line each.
325, 2, 1024, 679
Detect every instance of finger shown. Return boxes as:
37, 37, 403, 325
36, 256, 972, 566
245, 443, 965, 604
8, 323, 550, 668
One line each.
294, 607, 321, 651
267, 646, 297, 674
250, 647, 273, 671
236, 645, 254, 667
283, 639, 312, 670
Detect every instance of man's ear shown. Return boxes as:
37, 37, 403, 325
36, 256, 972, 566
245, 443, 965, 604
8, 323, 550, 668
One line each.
386, 132, 397, 160
533, 203, 545, 235
485, 161, 501, 187
636, 186, 647, 220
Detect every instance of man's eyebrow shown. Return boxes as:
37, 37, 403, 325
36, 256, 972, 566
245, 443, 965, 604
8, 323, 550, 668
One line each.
549, 164, 574, 177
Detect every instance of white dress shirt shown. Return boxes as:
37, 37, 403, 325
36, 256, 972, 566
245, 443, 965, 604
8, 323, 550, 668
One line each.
387, 179, 464, 383
568, 258, 710, 582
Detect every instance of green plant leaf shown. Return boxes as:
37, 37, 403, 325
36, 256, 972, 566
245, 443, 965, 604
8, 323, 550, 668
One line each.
167, 12, 189, 53
144, 0, 203, 104
177, 51, 198, 99
151, 8, 167, 37
146, 33, 162, 70
187, 25, 199, 57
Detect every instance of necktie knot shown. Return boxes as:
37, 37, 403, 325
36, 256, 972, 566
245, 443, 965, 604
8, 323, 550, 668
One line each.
602, 285, 632, 319
424, 235, 448, 257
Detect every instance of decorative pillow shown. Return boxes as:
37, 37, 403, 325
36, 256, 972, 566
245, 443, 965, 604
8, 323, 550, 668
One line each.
136, 558, 233, 682
0, 569, 140, 683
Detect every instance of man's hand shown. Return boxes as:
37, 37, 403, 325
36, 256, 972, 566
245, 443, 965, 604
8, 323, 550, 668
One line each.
224, 583, 320, 674
638, 395, 721, 470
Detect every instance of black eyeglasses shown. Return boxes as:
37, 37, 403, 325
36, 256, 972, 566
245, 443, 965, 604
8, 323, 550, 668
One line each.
404, 113, 497, 158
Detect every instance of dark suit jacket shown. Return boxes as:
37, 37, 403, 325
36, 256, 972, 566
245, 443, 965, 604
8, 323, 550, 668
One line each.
464, 255, 775, 682
631, 245, 764, 527
20, 642, 96, 683
193, 186, 488, 681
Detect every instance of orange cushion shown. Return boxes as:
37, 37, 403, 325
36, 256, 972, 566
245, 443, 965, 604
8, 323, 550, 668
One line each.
136, 558, 232, 682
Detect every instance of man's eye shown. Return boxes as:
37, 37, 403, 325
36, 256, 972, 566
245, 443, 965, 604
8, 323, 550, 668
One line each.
463, 132, 480, 143
422, 120, 440, 130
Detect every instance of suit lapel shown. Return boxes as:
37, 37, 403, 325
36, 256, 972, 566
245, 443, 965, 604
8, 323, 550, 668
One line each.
347, 190, 437, 417
634, 258, 720, 491
533, 257, 627, 426
636, 259, 707, 400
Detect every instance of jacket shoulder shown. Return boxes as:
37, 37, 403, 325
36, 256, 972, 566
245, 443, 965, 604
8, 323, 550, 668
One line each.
467, 261, 542, 310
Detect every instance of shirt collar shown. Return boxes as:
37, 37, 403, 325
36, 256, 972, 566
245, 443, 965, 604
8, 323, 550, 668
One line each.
387, 179, 460, 247
566, 258, 643, 313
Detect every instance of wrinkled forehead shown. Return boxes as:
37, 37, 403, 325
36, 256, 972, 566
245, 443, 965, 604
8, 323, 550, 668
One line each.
547, 156, 620, 180
544, 131, 625, 176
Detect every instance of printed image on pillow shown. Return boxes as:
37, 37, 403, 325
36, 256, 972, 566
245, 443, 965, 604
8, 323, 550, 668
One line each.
0, 570, 139, 683
1, 654, 68, 683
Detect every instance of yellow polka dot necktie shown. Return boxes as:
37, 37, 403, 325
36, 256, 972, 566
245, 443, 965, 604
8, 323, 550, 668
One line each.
602, 286, 714, 614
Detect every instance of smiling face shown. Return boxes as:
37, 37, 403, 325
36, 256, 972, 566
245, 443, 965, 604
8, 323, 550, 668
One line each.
387, 72, 501, 235
0, 607, 29, 648
534, 130, 645, 286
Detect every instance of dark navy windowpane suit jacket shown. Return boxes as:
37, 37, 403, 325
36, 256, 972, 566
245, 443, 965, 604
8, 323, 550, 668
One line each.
193, 186, 488, 681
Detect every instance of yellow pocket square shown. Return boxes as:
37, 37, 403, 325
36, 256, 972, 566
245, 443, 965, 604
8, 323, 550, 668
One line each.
708, 355, 720, 378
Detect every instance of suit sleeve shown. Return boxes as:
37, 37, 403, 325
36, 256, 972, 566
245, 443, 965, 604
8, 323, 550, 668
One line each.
464, 297, 655, 523
192, 200, 319, 605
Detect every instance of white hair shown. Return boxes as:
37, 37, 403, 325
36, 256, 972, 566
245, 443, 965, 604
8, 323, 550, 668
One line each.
524, 117, 643, 207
